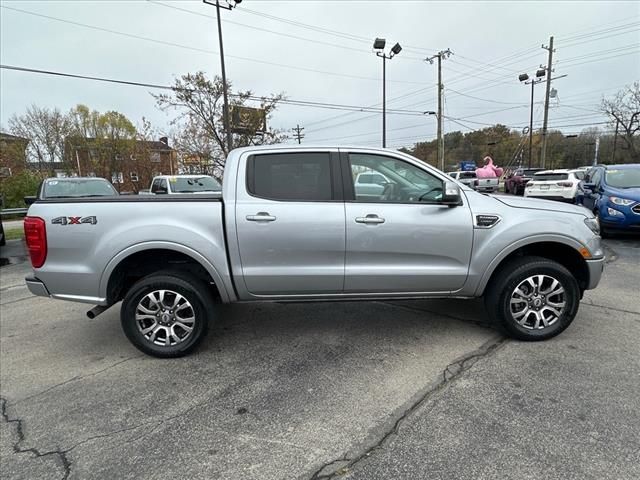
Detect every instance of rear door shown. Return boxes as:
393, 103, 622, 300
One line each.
235, 150, 345, 296
341, 150, 473, 293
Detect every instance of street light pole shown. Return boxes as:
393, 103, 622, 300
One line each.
203, 0, 241, 154
373, 38, 401, 149
528, 80, 534, 168
519, 70, 546, 168
382, 55, 386, 148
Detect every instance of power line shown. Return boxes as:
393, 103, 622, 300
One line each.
0, 64, 429, 116
0, 5, 428, 86
147, 0, 383, 57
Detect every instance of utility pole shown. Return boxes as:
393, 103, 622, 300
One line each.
203, 0, 241, 155
292, 124, 305, 144
426, 49, 452, 171
540, 36, 555, 169
611, 119, 619, 163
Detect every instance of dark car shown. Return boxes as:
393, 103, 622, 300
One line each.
25, 177, 118, 204
504, 167, 545, 195
577, 164, 640, 235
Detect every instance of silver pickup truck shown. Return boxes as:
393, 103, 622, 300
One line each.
24, 146, 604, 357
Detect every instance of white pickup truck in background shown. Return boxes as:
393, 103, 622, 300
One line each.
473, 177, 500, 193
145, 175, 222, 195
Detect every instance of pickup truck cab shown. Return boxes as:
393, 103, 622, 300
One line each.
149, 175, 221, 194
24, 177, 118, 204
447, 170, 477, 187
473, 176, 500, 193
24, 146, 604, 357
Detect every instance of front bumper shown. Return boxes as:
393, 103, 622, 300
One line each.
585, 257, 605, 290
600, 204, 640, 231
26, 276, 50, 297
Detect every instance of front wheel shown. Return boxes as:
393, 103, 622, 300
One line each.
121, 272, 214, 357
485, 256, 580, 341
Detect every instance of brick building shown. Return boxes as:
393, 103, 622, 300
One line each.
65, 136, 176, 193
0, 132, 29, 178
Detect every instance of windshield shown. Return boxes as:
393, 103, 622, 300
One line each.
43, 179, 118, 198
534, 173, 569, 181
605, 168, 640, 188
169, 176, 221, 193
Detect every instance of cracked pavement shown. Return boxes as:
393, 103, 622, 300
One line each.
1, 237, 639, 479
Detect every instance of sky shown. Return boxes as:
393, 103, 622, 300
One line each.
1, 0, 639, 150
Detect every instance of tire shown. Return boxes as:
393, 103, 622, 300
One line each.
120, 271, 214, 358
485, 256, 580, 341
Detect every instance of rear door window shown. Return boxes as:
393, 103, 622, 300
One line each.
247, 152, 334, 201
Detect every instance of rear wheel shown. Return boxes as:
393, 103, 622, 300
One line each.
485, 256, 580, 341
121, 271, 214, 357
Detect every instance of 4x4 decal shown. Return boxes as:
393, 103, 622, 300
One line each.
52, 216, 98, 225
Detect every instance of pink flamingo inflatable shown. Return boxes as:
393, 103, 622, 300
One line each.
475, 156, 504, 178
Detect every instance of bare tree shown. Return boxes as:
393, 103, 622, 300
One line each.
601, 81, 640, 161
154, 72, 286, 179
8, 105, 70, 170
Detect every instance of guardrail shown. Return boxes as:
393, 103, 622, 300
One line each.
0, 208, 28, 218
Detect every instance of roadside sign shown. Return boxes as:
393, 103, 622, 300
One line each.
460, 161, 476, 171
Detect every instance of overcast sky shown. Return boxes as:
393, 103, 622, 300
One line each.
1, 0, 639, 149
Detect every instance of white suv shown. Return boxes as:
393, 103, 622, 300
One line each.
524, 169, 585, 202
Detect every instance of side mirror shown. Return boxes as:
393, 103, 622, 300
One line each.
582, 182, 595, 191
24, 196, 37, 205
442, 181, 462, 206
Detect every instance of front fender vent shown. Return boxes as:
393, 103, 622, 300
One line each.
475, 214, 501, 229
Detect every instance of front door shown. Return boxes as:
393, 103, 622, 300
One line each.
582, 168, 602, 211
235, 150, 345, 296
342, 151, 473, 294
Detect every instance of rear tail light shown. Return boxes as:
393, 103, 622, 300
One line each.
24, 216, 47, 268
557, 182, 573, 187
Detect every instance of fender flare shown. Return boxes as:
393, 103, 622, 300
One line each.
474, 234, 585, 296
99, 241, 232, 303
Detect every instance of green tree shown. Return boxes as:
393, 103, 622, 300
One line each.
8, 105, 70, 170
154, 72, 286, 178
601, 82, 640, 163
0, 170, 42, 208
67, 105, 137, 188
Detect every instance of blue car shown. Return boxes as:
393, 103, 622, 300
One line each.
578, 164, 640, 235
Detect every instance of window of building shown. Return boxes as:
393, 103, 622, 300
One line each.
111, 172, 124, 184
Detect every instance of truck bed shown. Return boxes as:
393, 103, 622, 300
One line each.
25, 195, 231, 305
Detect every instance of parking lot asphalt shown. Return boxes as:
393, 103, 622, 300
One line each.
1, 235, 639, 480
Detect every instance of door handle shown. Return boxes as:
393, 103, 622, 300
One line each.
355, 214, 385, 225
246, 212, 277, 222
